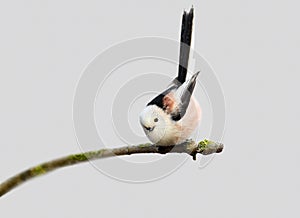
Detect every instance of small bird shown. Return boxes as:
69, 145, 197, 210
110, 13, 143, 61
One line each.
139, 8, 201, 146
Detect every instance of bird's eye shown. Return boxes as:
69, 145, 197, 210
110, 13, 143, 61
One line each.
154, 118, 158, 122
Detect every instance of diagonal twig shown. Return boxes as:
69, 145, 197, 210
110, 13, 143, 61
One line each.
0, 139, 223, 198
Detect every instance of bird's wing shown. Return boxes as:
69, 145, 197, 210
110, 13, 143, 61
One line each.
170, 71, 199, 120
176, 7, 194, 84
147, 72, 200, 121
147, 86, 177, 109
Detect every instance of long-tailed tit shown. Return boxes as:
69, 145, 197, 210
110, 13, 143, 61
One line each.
139, 8, 201, 146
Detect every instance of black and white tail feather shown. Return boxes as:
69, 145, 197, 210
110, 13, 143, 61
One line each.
177, 7, 194, 84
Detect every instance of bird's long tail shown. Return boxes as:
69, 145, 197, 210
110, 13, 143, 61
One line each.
177, 7, 194, 84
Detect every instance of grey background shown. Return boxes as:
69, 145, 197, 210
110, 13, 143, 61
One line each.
0, 0, 299, 217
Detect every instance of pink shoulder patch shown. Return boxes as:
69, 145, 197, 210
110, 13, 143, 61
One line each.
163, 93, 175, 114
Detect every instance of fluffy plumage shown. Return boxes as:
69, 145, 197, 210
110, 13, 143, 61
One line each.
140, 82, 201, 146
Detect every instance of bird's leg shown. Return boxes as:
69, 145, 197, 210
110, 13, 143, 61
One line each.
156, 139, 194, 155
157, 145, 175, 154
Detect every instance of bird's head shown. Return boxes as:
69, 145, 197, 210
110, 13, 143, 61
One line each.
139, 105, 170, 144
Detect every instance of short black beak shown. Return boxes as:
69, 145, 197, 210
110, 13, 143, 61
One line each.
144, 125, 154, 132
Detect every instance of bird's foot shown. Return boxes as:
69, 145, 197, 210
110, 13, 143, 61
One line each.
157, 145, 175, 154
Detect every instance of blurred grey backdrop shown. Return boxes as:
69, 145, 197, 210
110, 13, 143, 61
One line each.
0, 0, 299, 217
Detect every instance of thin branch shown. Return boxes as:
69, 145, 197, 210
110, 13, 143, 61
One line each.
0, 139, 223, 198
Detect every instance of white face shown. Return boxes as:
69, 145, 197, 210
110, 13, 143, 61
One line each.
139, 105, 170, 144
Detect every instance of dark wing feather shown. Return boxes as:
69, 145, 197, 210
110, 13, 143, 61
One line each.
176, 71, 199, 119
147, 86, 176, 109
147, 72, 199, 121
